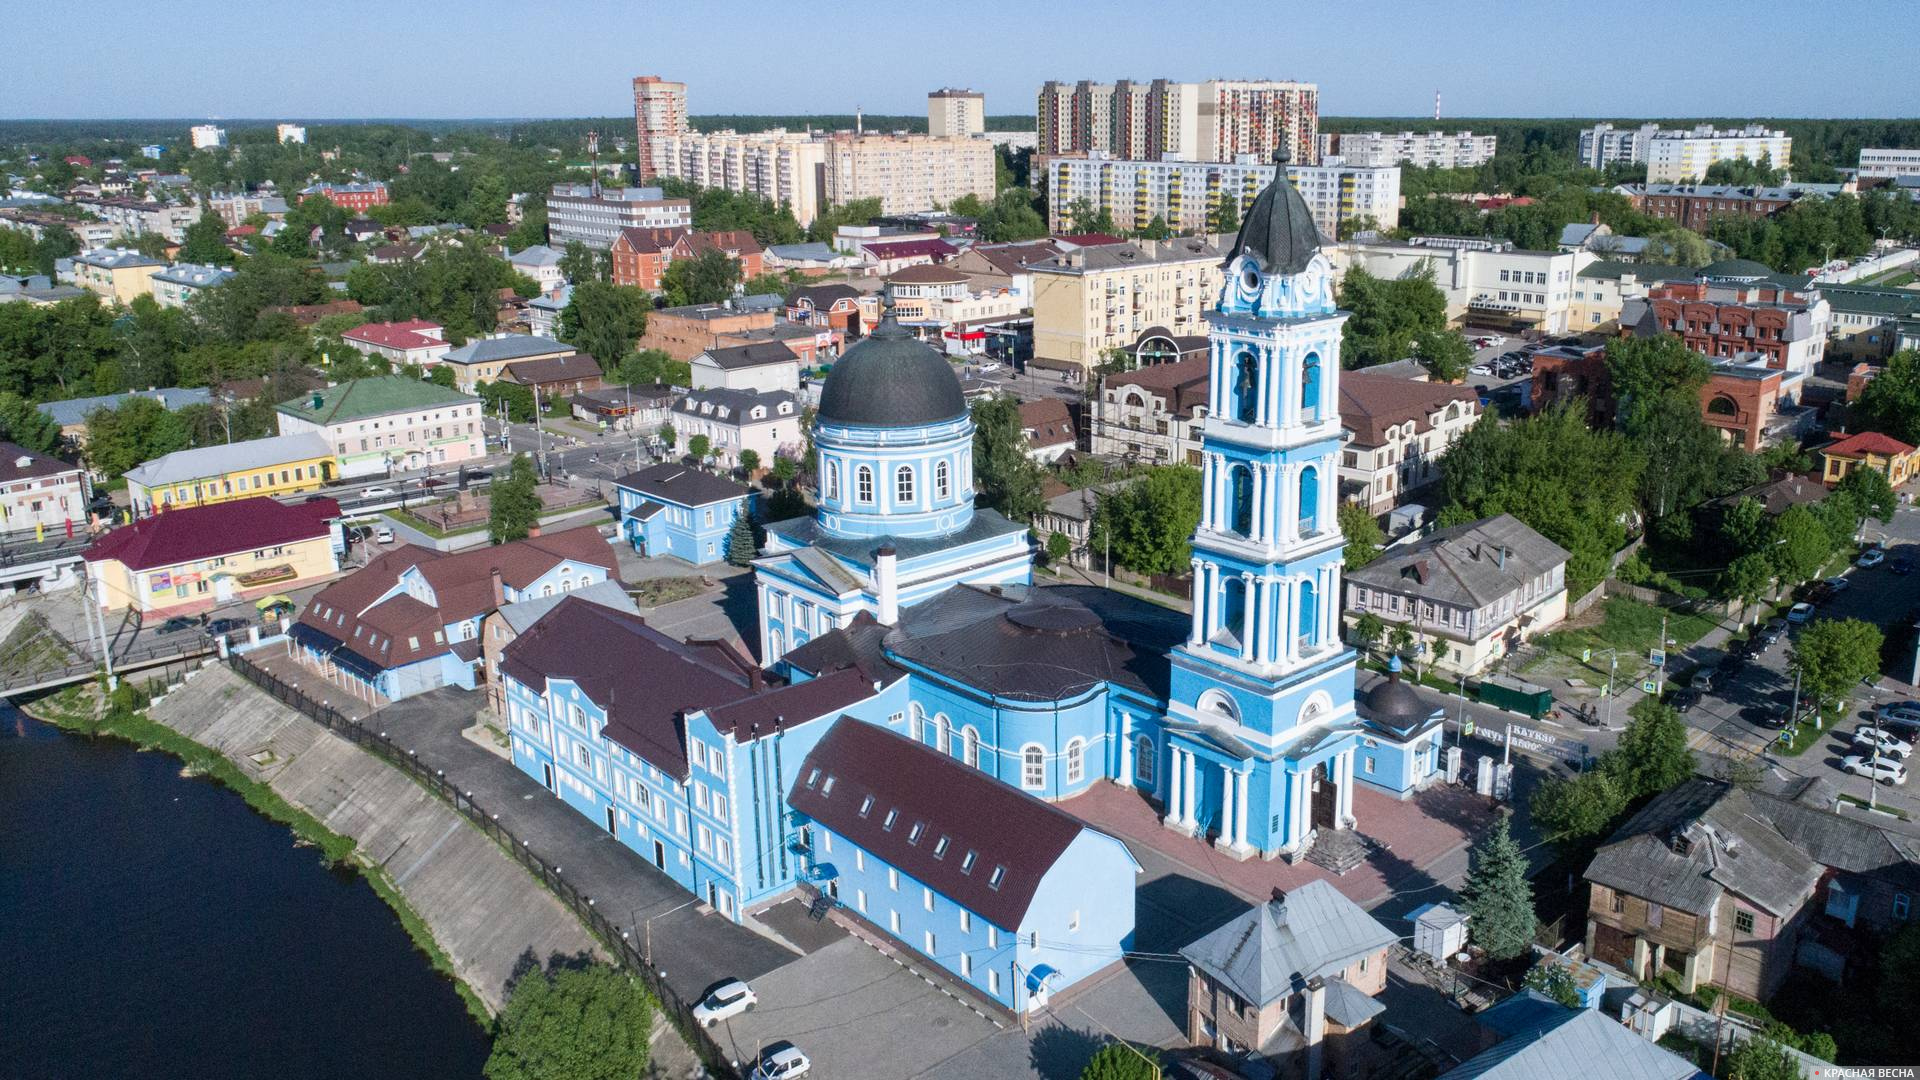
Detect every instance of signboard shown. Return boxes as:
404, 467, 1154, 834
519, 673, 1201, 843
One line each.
1505, 724, 1558, 754
1581, 648, 1592, 663
1642, 680, 1659, 694
1649, 648, 1666, 666
1461, 719, 1475, 739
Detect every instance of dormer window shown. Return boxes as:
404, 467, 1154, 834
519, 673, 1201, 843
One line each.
908, 822, 924, 844
751, 407, 765, 419
858, 795, 874, 817
960, 850, 976, 873
988, 866, 1006, 890
821, 776, 835, 796
882, 809, 897, 830
804, 768, 820, 788
933, 836, 949, 858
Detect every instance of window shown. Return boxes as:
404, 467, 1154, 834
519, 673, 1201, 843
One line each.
962, 726, 980, 768
824, 460, 839, 500
855, 465, 874, 503
959, 910, 971, 933
1065, 738, 1085, 784
933, 836, 949, 858
1069, 910, 1080, 933
908, 822, 924, 845
1300, 353, 1321, 420
1135, 735, 1154, 784
1611, 892, 1625, 914
859, 795, 874, 817
937, 716, 951, 755
935, 461, 951, 500
890, 910, 901, 933
1896, 892, 1912, 921
989, 970, 1000, 995
923, 887, 934, 912
987, 926, 998, 948
895, 465, 915, 504
909, 704, 924, 742
888, 867, 899, 891
960, 851, 977, 874
857, 889, 868, 913
924, 930, 936, 954
1734, 909, 1755, 935
883, 809, 898, 830
1022, 745, 1045, 789
960, 953, 972, 978
988, 866, 1006, 890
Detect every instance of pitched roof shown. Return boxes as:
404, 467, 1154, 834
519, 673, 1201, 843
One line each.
495, 578, 637, 634
672, 387, 798, 424
780, 611, 900, 685
1345, 514, 1569, 609
124, 432, 333, 488
1340, 371, 1479, 446
677, 230, 762, 257
789, 717, 1120, 929
613, 226, 687, 255
36, 387, 212, 428
1439, 991, 1699, 1080
442, 334, 575, 366
275, 375, 479, 425
0, 442, 82, 483
787, 283, 862, 309
75, 248, 165, 270
342, 320, 445, 351
84, 496, 337, 571
1585, 777, 1823, 917
702, 668, 878, 738
503, 352, 603, 386
614, 463, 749, 508
862, 238, 957, 261
1106, 355, 1211, 415
1034, 237, 1225, 274
699, 342, 799, 370
1179, 881, 1397, 1009
963, 240, 1063, 277
886, 262, 970, 285
507, 244, 564, 267
1824, 430, 1915, 458
1019, 398, 1076, 449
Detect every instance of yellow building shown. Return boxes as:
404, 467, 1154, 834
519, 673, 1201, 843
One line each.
1821, 431, 1917, 488
1029, 237, 1225, 376
83, 495, 341, 615
123, 432, 334, 514
72, 248, 166, 305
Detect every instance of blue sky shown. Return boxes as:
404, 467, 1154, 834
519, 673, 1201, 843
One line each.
8, 0, 1914, 120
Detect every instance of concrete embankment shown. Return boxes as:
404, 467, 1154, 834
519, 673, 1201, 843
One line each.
142, 663, 603, 1014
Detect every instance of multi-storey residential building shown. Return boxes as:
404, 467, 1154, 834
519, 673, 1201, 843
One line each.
1337, 371, 1480, 516
545, 183, 693, 250
884, 263, 1022, 337
206, 191, 289, 228
1859, 147, 1920, 180
0, 209, 117, 251
1047, 154, 1399, 237
1029, 237, 1225, 375
691, 341, 800, 394
1621, 182, 1809, 231
1331, 237, 1587, 334
1320, 130, 1496, 169
189, 125, 226, 150
274, 375, 486, 477
612, 463, 751, 565
1344, 513, 1570, 675
1089, 356, 1210, 466
928, 89, 985, 138
609, 227, 763, 292
0, 442, 89, 538
72, 198, 205, 244
299, 181, 389, 214
1036, 79, 1318, 165
631, 75, 689, 180
276, 123, 307, 145
149, 263, 233, 309
86, 497, 341, 615
124, 432, 335, 514
1646, 125, 1792, 183
72, 248, 165, 304
822, 133, 994, 218
1621, 274, 1831, 381
340, 320, 452, 368
669, 387, 802, 469
656, 129, 829, 226
436, 334, 581, 394
1576, 122, 1663, 169
949, 240, 1062, 308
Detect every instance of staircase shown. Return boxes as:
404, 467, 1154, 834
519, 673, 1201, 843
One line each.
1304, 828, 1371, 875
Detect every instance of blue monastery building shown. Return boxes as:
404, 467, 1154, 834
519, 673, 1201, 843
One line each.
613, 462, 751, 566
493, 164, 1445, 1015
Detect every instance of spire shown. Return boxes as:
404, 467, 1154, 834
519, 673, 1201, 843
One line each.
1222, 150, 1322, 276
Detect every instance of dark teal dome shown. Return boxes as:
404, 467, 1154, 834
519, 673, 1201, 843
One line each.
1224, 149, 1324, 276
816, 308, 968, 429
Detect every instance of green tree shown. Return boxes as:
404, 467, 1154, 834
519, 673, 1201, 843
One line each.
176, 211, 234, 265
1606, 334, 1712, 415
1387, 622, 1415, 660
770, 453, 798, 489
970, 395, 1045, 523
1722, 1034, 1799, 1080
657, 422, 675, 452
1078, 1043, 1159, 1080
1852, 350, 1920, 445
31, 224, 79, 278
1639, 228, 1713, 268
478, 380, 535, 423
1094, 466, 1204, 577
1834, 463, 1897, 525
1602, 698, 1696, 801
1132, 214, 1170, 241
558, 281, 649, 366
1721, 551, 1776, 614
483, 964, 651, 1080
614, 348, 689, 388
660, 247, 742, 307
1338, 264, 1449, 369
557, 240, 610, 285
1460, 810, 1536, 961
1789, 617, 1884, 710
1351, 612, 1385, 654
0, 391, 62, 453
1770, 504, 1832, 584
724, 498, 758, 567
460, 173, 511, 229
1878, 922, 1920, 1014
1045, 530, 1071, 565
425, 365, 456, 389
1530, 770, 1627, 844
1413, 326, 1472, 383
1340, 501, 1385, 568
737, 449, 762, 477
487, 454, 541, 544
81, 396, 190, 478
1061, 198, 1117, 237
1209, 193, 1240, 235
1521, 962, 1582, 1009
687, 433, 711, 463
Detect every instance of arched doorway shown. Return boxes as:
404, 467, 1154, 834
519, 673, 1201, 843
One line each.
1229, 464, 1254, 537
1233, 351, 1259, 423
1311, 760, 1337, 832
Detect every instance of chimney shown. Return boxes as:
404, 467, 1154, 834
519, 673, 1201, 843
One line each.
749, 667, 764, 692
490, 567, 505, 606
873, 545, 899, 626
310, 391, 324, 410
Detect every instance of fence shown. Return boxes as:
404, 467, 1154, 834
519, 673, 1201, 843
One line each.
1665, 998, 1826, 1079
227, 653, 741, 1078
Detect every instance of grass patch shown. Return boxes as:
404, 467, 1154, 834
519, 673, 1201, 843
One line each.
385, 508, 489, 540
1772, 705, 1848, 757
1837, 792, 1909, 819
628, 576, 706, 608
1537, 597, 1719, 679
24, 682, 491, 1026
0, 612, 85, 682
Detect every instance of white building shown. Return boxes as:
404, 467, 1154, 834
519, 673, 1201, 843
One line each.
656, 129, 830, 227
1330, 237, 1591, 335
276, 124, 307, 145
1576, 123, 1663, 169
690, 342, 801, 395
1859, 148, 1920, 180
150, 263, 235, 309
189, 125, 227, 150
1582, 123, 1792, 182
1047, 154, 1399, 238
545, 184, 692, 251
928, 89, 985, 138
1337, 371, 1480, 516
669, 387, 802, 469
73, 198, 205, 244
507, 245, 567, 292
1322, 130, 1497, 170
0, 442, 89, 537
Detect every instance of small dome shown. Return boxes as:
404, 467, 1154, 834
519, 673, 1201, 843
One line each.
816, 306, 968, 429
1364, 670, 1429, 726
1224, 149, 1324, 276
1698, 258, 1773, 281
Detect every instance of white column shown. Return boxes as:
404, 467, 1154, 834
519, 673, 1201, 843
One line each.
1278, 464, 1297, 544
1188, 559, 1206, 647
1337, 753, 1356, 824
1219, 766, 1236, 846
1183, 750, 1198, 826
1236, 767, 1251, 848
1254, 346, 1271, 427
1323, 566, 1340, 644
1165, 748, 1184, 825
1251, 577, 1269, 667
1118, 712, 1133, 784
1248, 463, 1266, 543
1239, 572, 1256, 659
1211, 454, 1228, 531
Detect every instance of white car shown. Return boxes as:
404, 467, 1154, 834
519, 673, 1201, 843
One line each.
1858, 549, 1886, 568
373, 525, 394, 544
360, 486, 396, 499
1825, 575, 1851, 593
751, 1043, 810, 1080
1786, 602, 1816, 624
692, 980, 757, 1028
1843, 755, 1908, 785
976, 362, 1003, 374
1469, 364, 1493, 376
1853, 726, 1913, 758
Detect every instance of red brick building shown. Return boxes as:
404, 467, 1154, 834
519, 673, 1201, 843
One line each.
1626, 184, 1796, 232
300, 181, 390, 214
609, 227, 764, 292
1698, 367, 1785, 452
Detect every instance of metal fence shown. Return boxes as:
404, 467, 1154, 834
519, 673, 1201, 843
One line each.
227, 653, 740, 1078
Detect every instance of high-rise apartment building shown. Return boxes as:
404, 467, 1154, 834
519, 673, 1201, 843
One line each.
1319, 130, 1496, 170
1047, 155, 1398, 238
189, 125, 227, 150
276, 124, 307, 145
1577, 123, 1791, 181
656, 130, 830, 226
1036, 79, 1317, 165
546, 183, 693, 250
1858, 148, 1920, 180
822, 133, 994, 218
632, 75, 689, 180
928, 89, 985, 138
1576, 123, 1662, 169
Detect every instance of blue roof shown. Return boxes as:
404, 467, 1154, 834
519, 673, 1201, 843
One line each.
1439, 991, 1704, 1080
37, 387, 212, 427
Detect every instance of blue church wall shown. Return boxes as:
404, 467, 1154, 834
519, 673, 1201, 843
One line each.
890, 669, 1116, 802
1016, 830, 1140, 1007
614, 484, 745, 567
1353, 727, 1445, 796
814, 416, 975, 541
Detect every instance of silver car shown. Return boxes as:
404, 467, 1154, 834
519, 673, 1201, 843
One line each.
1843, 755, 1908, 785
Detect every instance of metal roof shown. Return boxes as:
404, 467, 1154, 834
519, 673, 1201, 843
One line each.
1179, 880, 1397, 1009
123, 432, 332, 488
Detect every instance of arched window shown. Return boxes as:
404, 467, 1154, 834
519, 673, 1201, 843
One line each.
1233, 350, 1259, 423
1065, 738, 1085, 784
962, 726, 980, 768
909, 703, 925, 742
1021, 744, 1045, 789
855, 465, 874, 503
896, 465, 915, 505
1229, 464, 1254, 537
1300, 352, 1322, 420
1134, 735, 1155, 784
934, 461, 951, 500
541, 584, 555, 598
1298, 578, 1318, 650
1707, 395, 1739, 417
936, 714, 951, 755
1298, 465, 1320, 534
1197, 688, 1240, 723
1220, 576, 1248, 647
824, 460, 839, 500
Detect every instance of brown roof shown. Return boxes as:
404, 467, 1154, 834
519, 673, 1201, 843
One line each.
1106, 356, 1211, 417
613, 226, 687, 255
887, 263, 970, 285
961, 241, 1062, 278
1338, 371, 1478, 447
503, 352, 604, 386
789, 717, 1108, 930
702, 668, 878, 737
677, 230, 763, 258
1019, 398, 1076, 448
0, 442, 82, 484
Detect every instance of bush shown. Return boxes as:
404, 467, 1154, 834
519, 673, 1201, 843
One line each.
485, 964, 652, 1080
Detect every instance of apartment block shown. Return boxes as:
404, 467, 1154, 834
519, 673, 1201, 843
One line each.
189, 125, 226, 150
1048, 154, 1398, 238
546, 183, 693, 250
276, 124, 307, 145
1029, 236, 1225, 375
655, 130, 829, 226
1036, 78, 1317, 165
72, 197, 205, 244
632, 76, 689, 180
1576, 123, 1663, 169
299, 181, 390, 214
928, 89, 985, 138
1859, 148, 1920, 180
1331, 237, 1587, 335
1320, 130, 1496, 170
822, 133, 994, 217
1646, 125, 1792, 183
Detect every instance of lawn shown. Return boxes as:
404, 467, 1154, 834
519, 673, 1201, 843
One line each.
1539, 597, 1719, 669
384, 508, 487, 540
629, 576, 707, 608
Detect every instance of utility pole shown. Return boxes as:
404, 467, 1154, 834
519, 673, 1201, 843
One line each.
1604, 649, 1618, 729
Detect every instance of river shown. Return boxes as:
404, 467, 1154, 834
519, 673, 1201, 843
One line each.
0, 707, 493, 1079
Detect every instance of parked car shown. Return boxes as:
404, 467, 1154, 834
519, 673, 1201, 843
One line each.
692, 980, 758, 1028
1843, 755, 1908, 785
1854, 726, 1913, 758
1877, 702, 1920, 727
1825, 575, 1851, 593
205, 617, 248, 637
1786, 602, 1816, 624
373, 525, 395, 544
155, 616, 197, 635
976, 362, 1003, 374
1858, 548, 1886, 568
1469, 364, 1492, 376
359, 486, 396, 499
1760, 619, 1788, 644
1669, 688, 1701, 713
1718, 652, 1750, 676
1892, 555, 1915, 576
751, 1043, 811, 1080
1688, 668, 1716, 692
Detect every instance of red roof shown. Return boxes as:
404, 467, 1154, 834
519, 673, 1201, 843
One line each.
227, 224, 259, 237
1826, 431, 1916, 458
1019, 398, 1076, 449
1053, 232, 1125, 247
613, 226, 688, 255
862, 238, 957, 261
343, 320, 445, 351
84, 497, 338, 571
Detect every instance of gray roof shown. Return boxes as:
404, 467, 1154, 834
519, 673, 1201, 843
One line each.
767, 242, 845, 263
152, 263, 234, 289
124, 432, 333, 489
1034, 237, 1224, 275
497, 579, 637, 634
441, 335, 574, 366
1585, 778, 1823, 917
672, 387, 798, 425
614, 462, 749, 508
1345, 514, 1568, 609
815, 311, 967, 429
699, 342, 799, 370
1227, 160, 1324, 275
1439, 991, 1698, 1080
1321, 975, 1387, 1028
1179, 880, 1396, 1009
75, 247, 165, 270
37, 387, 211, 427
508, 245, 564, 268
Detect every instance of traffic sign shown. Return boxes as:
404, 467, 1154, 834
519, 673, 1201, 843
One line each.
1641, 680, 1659, 694
1462, 719, 1475, 738
1581, 648, 1592, 663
